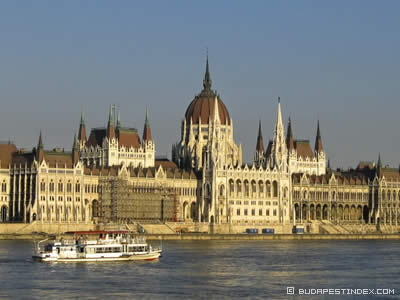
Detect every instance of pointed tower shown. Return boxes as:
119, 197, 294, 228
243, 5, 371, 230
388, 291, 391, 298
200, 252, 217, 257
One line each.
116, 107, 121, 129
78, 110, 87, 147
286, 117, 295, 152
107, 104, 115, 140
314, 120, 323, 153
213, 95, 220, 124
377, 153, 382, 178
270, 97, 287, 169
254, 120, 264, 166
203, 54, 212, 93
72, 133, 79, 165
142, 108, 152, 142
36, 130, 44, 162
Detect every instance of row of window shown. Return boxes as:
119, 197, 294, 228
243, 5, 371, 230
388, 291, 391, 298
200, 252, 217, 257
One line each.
40, 181, 81, 193
236, 208, 278, 217
227, 180, 282, 198
229, 200, 279, 206
293, 190, 370, 202
40, 196, 81, 202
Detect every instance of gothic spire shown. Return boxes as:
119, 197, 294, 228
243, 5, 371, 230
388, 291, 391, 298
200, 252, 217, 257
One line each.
72, 133, 79, 164
142, 108, 152, 142
377, 153, 382, 178
78, 110, 86, 143
203, 54, 212, 91
38, 130, 43, 150
377, 153, 382, 168
107, 104, 115, 139
271, 97, 287, 168
256, 120, 264, 153
286, 117, 294, 151
314, 120, 323, 153
72, 133, 78, 151
116, 107, 121, 129
36, 130, 44, 162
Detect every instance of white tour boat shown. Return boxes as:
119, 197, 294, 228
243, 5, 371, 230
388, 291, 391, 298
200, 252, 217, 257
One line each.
32, 230, 161, 262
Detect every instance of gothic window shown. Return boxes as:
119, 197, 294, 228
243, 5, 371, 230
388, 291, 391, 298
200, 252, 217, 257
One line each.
75, 182, 80, 193
266, 181, 271, 198
283, 187, 288, 198
67, 182, 72, 193
1, 181, 6, 193
49, 181, 55, 193
58, 181, 63, 193
244, 209, 248, 216
229, 180, 234, 197
266, 209, 270, 216
272, 181, 278, 198
273, 209, 277, 216
40, 182, 46, 192
251, 180, 256, 197
236, 180, 242, 197
251, 209, 255, 216
259, 209, 262, 216
237, 209, 240, 216
258, 181, 264, 197
219, 185, 225, 197
244, 180, 249, 198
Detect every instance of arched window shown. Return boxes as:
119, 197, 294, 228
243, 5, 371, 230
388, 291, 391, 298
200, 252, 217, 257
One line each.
272, 181, 278, 198
75, 182, 80, 193
283, 186, 288, 198
1, 181, 6, 193
219, 185, 225, 197
67, 181, 72, 193
258, 181, 264, 197
229, 179, 234, 197
266, 181, 271, 198
236, 180, 242, 197
49, 181, 55, 192
40, 181, 46, 192
244, 180, 249, 198
251, 180, 256, 197
58, 181, 63, 193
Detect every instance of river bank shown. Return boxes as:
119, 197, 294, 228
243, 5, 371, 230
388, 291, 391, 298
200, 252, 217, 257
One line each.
2, 232, 400, 240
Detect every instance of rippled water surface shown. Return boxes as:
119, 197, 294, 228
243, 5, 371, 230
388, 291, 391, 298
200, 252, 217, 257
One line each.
0, 239, 399, 299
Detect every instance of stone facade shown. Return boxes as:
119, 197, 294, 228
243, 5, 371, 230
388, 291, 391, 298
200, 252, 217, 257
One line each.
0, 59, 398, 231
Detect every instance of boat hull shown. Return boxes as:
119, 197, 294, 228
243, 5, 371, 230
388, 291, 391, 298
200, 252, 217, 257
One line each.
33, 251, 161, 262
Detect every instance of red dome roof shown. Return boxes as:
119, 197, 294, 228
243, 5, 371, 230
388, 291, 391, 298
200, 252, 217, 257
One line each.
185, 93, 230, 125
185, 57, 231, 125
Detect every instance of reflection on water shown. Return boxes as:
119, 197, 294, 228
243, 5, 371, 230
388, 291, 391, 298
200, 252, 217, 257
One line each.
0, 240, 399, 299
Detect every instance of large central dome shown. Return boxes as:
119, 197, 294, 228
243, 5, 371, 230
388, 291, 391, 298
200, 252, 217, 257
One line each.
184, 58, 231, 125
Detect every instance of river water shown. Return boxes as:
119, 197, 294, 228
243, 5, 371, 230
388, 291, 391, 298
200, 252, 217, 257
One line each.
0, 239, 399, 299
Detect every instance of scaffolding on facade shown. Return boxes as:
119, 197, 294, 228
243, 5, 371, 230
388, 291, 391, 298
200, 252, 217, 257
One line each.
98, 177, 178, 224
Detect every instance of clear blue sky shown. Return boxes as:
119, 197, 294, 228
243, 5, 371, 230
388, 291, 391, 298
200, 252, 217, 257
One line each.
0, 1, 399, 169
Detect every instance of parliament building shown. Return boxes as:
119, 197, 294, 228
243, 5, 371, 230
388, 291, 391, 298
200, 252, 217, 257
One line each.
0, 58, 399, 233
